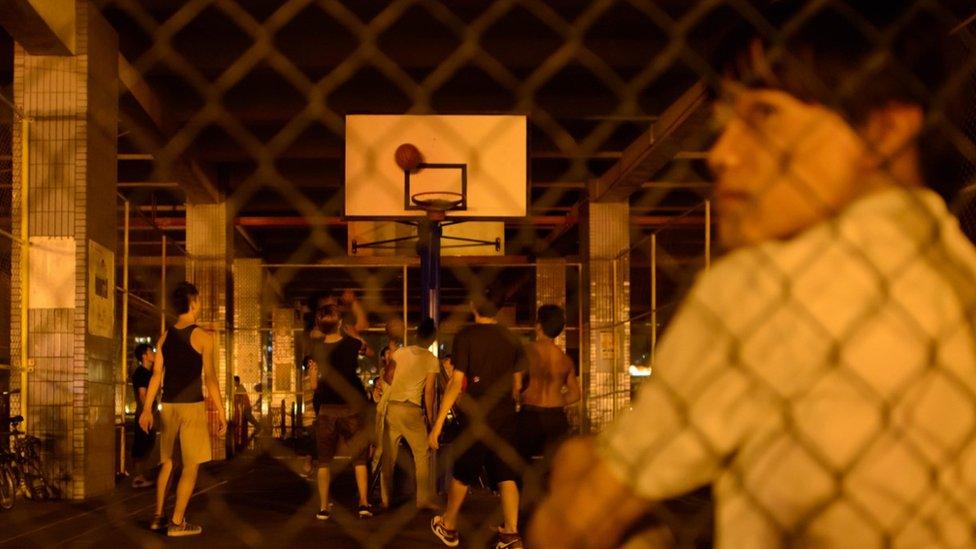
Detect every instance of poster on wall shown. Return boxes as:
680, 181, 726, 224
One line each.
28, 237, 75, 309
88, 239, 115, 338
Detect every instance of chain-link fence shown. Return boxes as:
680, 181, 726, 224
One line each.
2, 0, 975, 546
0, 92, 16, 445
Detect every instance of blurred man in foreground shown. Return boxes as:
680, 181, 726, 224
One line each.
530, 5, 976, 547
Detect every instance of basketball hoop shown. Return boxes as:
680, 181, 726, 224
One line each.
411, 191, 464, 221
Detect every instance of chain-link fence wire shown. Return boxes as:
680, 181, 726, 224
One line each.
72, 0, 976, 546
0, 95, 13, 368
0, 93, 14, 443
1, 94, 23, 432
114, 194, 190, 471
627, 201, 709, 399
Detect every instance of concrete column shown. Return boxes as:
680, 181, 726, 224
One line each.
581, 202, 630, 432
535, 258, 567, 350
232, 258, 263, 395
536, 257, 582, 429
185, 202, 232, 461
10, 1, 118, 498
271, 307, 297, 434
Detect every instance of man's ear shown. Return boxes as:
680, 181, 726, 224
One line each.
859, 102, 923, 171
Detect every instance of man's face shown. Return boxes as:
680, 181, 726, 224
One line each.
386, 318, 404, 341
708, 87, 867, 248
316, 310, 340, 333
143, 349, 155, 367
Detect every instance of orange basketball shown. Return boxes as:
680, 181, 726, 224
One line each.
394, 143, 423, 172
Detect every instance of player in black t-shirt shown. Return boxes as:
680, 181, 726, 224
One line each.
428, 289, 528, 548
131, 344, 157, 489
307, 304, 374, 521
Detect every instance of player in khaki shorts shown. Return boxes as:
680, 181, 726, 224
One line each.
139, 282, 227, 537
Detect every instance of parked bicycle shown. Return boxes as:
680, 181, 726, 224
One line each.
0, 391, 61, 510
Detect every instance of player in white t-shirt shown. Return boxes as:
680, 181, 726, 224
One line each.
379, 318, 441, 510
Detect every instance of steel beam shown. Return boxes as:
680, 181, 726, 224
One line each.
0, 0, 74, 55
591, 83, 710, 202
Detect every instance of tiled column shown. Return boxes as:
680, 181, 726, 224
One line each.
10, 1, 118, 498
232, 258, 263, 397
536, 257, 581, 429
271, 307, 297, 436
186, 202, 232, 461
581, 202, 630, 432
535, 258, 567, 350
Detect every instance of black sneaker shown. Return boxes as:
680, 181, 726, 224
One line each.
149, 515, 168, 532
431, 516, 460, 547
315, 508, 331, 521
357, 504, 374, 519
167, 519, 202, 537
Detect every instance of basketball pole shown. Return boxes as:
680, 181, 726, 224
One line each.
416, 218, 443, 329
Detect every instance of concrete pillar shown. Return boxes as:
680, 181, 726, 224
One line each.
536, 257, 581, 429
186, 202, 232, 461
232, 258, 263, 395
581, 202, 630, 432
271, 307, 297, 434
535, 258, 567, 350
10, 1, 118, 498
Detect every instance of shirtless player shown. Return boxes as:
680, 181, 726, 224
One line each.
514, 305, 581, 506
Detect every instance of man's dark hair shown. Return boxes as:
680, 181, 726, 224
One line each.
172, 281, 199, 315
316, 304, 341, 335
133, 343, 152, 364
537, 305, 566, 339
304, 292, 337, 331
470, 286, 502, 318
316, 303, 340, 319
710, 2, 974, 199
234, 375, 241, 385
416, 317, 437, 345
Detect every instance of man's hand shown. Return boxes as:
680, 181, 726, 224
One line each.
529, 437, 654, 549
428, 424, 442, 450
216, 413, 228, 436
139, 410, 154, 433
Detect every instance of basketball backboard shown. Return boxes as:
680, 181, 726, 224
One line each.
345, 115, 527, 219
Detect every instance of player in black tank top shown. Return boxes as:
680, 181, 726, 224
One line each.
160, 324, 204, 403
137, 282, 225, 537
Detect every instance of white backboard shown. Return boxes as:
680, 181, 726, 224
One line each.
345, 115, 527, 219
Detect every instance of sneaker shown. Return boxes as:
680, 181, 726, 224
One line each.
357, 504, 374, 519
167, 520, 203, 537
495, 531, 524, 549
149, 515, 168, 532
132, 477, 155, 489
315, 509, 331, 521
431, 516, 460, 547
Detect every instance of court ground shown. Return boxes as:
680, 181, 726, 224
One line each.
0, 451, 509, 549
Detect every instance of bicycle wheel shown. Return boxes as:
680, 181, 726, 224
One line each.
22, 439, 43, 471
0, 462, 15, 510
23, 474, 46, 500
43, 482, 61, 500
